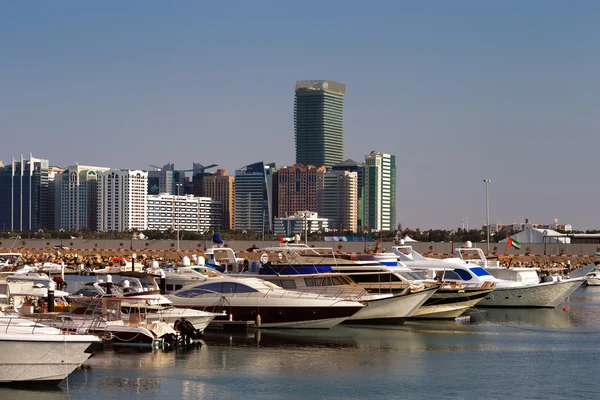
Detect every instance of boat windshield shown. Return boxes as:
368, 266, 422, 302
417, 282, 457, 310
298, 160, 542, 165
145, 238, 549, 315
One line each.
397, 271, 425, 281
469, 267, 492, 277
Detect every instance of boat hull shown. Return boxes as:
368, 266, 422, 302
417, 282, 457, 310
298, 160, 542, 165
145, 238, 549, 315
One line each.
477, 279, 584, 308
410, 288, 494, 319
0, 336, 96, 384
171, 303, 363, 329
345, 287, 437, 324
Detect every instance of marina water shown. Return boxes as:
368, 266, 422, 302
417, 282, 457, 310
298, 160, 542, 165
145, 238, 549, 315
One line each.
3, 286, 600, 399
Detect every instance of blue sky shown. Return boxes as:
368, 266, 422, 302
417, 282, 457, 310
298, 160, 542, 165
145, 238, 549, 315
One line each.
1, 1, 599, 230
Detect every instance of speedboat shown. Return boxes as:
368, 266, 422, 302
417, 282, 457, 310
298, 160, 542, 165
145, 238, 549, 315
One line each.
165, 274, 365, 329
0, 311, 100, 384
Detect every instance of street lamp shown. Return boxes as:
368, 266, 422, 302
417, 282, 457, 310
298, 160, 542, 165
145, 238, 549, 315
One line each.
543, 230, 548, 255
483, 179, 491, 254
176, 183, 183, 251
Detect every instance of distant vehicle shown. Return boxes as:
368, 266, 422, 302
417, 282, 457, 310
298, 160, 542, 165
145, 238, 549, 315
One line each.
52, 245, 70, 250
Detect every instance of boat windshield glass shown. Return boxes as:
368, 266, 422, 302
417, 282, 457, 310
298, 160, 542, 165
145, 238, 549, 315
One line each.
469, 267, 492, 277
397, 271, 425, 281
452, 269, 473, 281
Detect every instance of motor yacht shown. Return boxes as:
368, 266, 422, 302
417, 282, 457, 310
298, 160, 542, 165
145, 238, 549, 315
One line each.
165, 274, 365, 329
249, 245, 490, 319
412, 244, 584, 308
0, 301, 100, 385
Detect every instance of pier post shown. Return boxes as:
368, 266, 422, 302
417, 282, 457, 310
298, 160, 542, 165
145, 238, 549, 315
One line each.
47, 280, 55, 312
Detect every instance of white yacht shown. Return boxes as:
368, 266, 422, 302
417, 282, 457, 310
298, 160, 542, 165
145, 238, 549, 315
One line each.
166, 274, 365, 329
585, 264, 600, 286
0, 312, 100, 384
250, 245, 492, 319
421, 244, 584, 307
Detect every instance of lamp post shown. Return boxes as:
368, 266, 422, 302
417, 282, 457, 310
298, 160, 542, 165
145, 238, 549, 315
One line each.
176, 184, 183, 251
483, 179, 491, 254
543, 230, 548, 255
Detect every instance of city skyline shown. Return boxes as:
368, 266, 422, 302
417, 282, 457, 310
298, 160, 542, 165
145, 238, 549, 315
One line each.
2, 2, 600, 229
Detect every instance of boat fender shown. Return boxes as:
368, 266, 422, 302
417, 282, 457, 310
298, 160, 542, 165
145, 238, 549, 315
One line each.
256, 314, 261, 328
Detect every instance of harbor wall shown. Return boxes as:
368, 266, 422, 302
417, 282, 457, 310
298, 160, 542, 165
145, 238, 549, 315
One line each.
1, 239, 598, 257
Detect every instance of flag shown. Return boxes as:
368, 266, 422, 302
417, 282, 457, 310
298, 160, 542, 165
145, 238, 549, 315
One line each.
507, 238, 521, 249
279, 235, 294, 243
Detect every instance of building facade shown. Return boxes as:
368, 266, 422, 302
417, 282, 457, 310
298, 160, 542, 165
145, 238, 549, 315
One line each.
364, 152, 396, 232
202, 169, 234, 230
97, 170, 148, 232
234, 162, 275, 234
273, 211, 329, 236
56, 165, 110, 231
276, 164, 326, 218
294, 80, 346, 168
0, 154, 50, 231
323, 170, 358, 233
332, 159, 364, 229
147, 193, 221, 232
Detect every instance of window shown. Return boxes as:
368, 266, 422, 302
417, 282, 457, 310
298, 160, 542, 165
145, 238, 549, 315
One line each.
443, 270, 464, 281
469, 267, 492, 277
453, 269, 474, 281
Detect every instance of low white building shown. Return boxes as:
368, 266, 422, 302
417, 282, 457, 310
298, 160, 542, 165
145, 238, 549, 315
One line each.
147, 193, 221, 232
273, 211, 329, 236
500, 227, 570, 244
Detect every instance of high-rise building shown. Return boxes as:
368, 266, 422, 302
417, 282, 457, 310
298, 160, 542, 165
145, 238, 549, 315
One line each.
273, 211, 329, 236
56, 165, 110, 231
0, 154, 50, 231
332, 159, 365, 229
202, 169, 234, 230
276, 164, 326, 218
323, 170, 358, 233
234, 162, 275, 234
148, 163, 178, 195
364, 152, 396, 232
147, 193, 221, 232
294, 80, 346, 168
96, 170, 148, 231
47, 166, 64, 231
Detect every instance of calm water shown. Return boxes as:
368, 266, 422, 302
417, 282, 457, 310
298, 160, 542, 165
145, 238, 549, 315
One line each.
3, 286, 600, 400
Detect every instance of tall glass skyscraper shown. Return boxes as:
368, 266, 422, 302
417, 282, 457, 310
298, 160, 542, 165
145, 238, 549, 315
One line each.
294, 80, 346, 168
234, 162, 275, 234
0, 154, 50, 231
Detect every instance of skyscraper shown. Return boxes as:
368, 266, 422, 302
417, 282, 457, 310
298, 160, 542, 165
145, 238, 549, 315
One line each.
96, 169, 148, 232
0, 154, 50, 231
202, 169, 235, 230
294, 80, 346, 168
276, 163, 326, 218
234, 162, 275, 234
56, 164, 110, 231
323, 170, 358, 233
364, 152, 396, 232
332, 159, 365, 229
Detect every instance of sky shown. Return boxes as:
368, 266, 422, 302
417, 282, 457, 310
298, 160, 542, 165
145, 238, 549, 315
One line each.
1, 1, 599, 230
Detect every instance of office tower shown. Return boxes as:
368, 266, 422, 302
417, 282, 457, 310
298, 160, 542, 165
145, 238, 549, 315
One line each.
332, 159, 365, 230
276, 164, 326, 218
147, 193, 221, 232
56, 165, 110, 231
202, 169, 234, 230
234, 162, 275, 234
323, 170, 358, 233
364, 152, 396, 232
0, 154, 49, 231
148, 163, 176, 195
97, 169, 148, 231
294, 80, 346, 168
47, 166, 64, 231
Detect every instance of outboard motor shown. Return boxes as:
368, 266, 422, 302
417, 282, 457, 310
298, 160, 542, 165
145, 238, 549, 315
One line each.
174, 318, 203, 344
